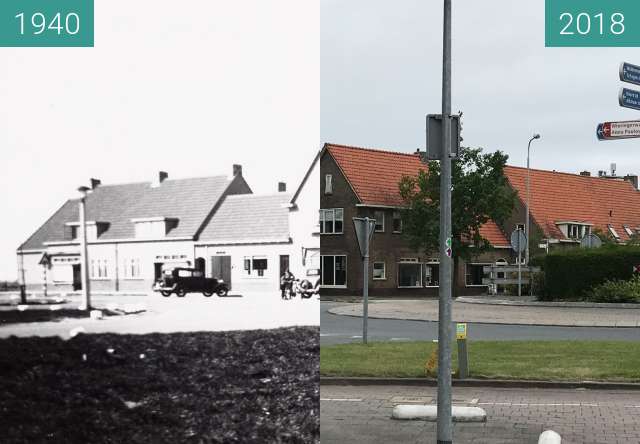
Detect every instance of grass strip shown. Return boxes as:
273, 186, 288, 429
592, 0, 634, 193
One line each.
320, 341, 640, 382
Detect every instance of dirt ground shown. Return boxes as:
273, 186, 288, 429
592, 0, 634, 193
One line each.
0, 326, 319, 443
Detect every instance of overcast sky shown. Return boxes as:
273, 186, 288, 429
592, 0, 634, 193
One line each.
322, 0, 640, 175
0, 0, 319, 280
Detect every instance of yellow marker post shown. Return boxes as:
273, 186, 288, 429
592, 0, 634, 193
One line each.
456, 323, 469, 379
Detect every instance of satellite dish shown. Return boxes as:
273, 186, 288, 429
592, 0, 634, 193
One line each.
580, 233, 602, 249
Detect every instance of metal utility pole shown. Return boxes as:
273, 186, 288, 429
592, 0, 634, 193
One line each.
525, 133, 541, 267
78, 186, 91, 310
437, 0, 453, 442
353, 217, 376, 345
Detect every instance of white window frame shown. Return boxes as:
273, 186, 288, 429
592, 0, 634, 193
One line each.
397, 259, 422, 288
325, 174, 333, 194
320, 208, 344, 234
320, 255, 347, 288
465, 262, 490, 287
624, 225, 634, 237
374, 210, 385, 232
423, 260, 440, 288
123, 258, 141, 279
608, 225, 620, 240
372, 262, 386, 280
243, 257, 252, 276
90, 259, 109, 280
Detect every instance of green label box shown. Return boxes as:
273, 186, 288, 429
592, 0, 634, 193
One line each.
546, 0, 640, 47
0, 0, 93, 47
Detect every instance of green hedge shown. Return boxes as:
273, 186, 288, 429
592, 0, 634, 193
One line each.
538, 246, 640, 300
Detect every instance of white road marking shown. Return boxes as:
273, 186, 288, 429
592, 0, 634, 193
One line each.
390, 338, 411, 341
321, 398, 363, 402
478, 402, 601, 407
350, 335, 362, 338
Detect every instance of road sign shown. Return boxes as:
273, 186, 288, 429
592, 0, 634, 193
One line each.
580, 233, 602, 249
456, 323, 467, 340
426, 114, 461, 160
353, 218, 376, 258
596, 120, 640, 141
619, 88, 640, 111
620, 62, 640, 86
510, 230, 527, 253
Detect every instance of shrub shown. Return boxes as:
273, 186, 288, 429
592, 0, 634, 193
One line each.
539, 245, 640, 300
585, 275, 640, 303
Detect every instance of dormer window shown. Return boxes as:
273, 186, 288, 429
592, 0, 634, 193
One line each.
624, 225, 634, 237
132, 217, 178, 238
555, 221, 592, 240
608, 224, 620, 241
65, 221, 109, 241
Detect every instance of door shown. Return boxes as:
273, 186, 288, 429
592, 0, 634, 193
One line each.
211, 256, 232, 290
154, 263, 164, 281
72, 264, 82, 291
279, 254, 290, 284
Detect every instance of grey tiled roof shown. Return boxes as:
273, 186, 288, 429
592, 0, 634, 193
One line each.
19, 176, 236, 250
198, 193, 291, 244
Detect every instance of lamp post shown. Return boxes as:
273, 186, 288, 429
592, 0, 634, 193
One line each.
78, 186, 91, 310
525, 134, 541, 268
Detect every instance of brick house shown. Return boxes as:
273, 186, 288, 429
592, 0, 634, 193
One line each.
16, 158, 320, 295
319, 143, 511, 297
503, 166, 640, 253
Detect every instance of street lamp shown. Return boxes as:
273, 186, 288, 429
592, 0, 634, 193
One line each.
525, 134, 541, 268
78, 186, 91, 310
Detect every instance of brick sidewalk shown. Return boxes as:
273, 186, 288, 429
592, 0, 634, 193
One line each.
320, 384, 640, 443
328, 299, 640, 327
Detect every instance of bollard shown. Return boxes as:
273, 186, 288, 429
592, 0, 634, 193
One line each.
456, 323, 469, 379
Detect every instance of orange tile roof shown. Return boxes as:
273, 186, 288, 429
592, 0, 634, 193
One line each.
325, 143, 510, 247
504, 166, 640, 242
326, 143, 426, 207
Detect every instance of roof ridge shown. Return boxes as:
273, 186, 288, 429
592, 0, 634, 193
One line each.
89, 174, 229, 189
505, 165, 633, 184
325, 143, 421, 158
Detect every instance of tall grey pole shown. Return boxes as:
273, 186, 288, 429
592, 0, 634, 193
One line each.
362, 251, 369, 345
437, 0, 453, 442
525, 134, 540, 267
79, 194, 91, 310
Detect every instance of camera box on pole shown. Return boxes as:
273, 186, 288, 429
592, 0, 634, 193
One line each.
426, 114, 461, 160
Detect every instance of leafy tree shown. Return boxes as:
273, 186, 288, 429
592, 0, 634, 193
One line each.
398, 147, 516, 263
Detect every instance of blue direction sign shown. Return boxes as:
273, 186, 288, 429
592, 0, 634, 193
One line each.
620, 62, 640, 86
619, 88, 640, 111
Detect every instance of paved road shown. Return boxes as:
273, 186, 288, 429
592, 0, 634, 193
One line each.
0, 293, 319, 338
321, 384, 640, 443
321, 303, 640, 345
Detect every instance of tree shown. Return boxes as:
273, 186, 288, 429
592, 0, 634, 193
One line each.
398, 147, 516, 263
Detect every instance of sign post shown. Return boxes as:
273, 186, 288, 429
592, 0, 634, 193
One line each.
353, 217, 376, 345
456, 323, 468, 379
511, 229, 527, 297
437, 1, 454, 442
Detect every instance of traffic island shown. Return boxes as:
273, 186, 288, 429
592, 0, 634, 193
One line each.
392, 405, 487, 422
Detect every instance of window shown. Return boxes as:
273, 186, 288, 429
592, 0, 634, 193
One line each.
608, 225, 620, 240
325, 174, 333, 194
398, 260, 421, 287
374, 210, 385, 232
466, 263, 489, 286
515, 223, 525, 231
393, 211, 402, 233
372, 262, 386, 280
320, 255, 347, 287
90, 259, 109, 279
70, 226, 78, 240
624, 225, 634, 237
252, 258, 268, 277
178, 269, 192, 277
319, 209, 343, 234
568, 224, 580, 239
123, 258, 141, 279
244, 258, 251, 275
423, 261, 439, 287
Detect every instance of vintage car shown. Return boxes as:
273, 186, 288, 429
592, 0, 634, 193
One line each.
153, 267, 229, 297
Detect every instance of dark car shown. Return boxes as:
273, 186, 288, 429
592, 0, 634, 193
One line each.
153, 267, 229, 297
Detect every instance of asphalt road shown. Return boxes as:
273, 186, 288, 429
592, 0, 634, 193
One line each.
321, 302, 640, 344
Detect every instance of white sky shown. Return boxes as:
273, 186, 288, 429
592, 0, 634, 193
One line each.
0, 0, 320, 280
322, 0, 640, 174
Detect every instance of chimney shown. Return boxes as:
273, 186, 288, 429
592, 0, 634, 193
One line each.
598, 170, 606, 177
579, 171, 591, 177
278, 182, 286, 192
152, 171, 168, 188
624, 174, 639, 190
233, 164, 242, 176
611, 163, 617, 177
90, 178, 101, 189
